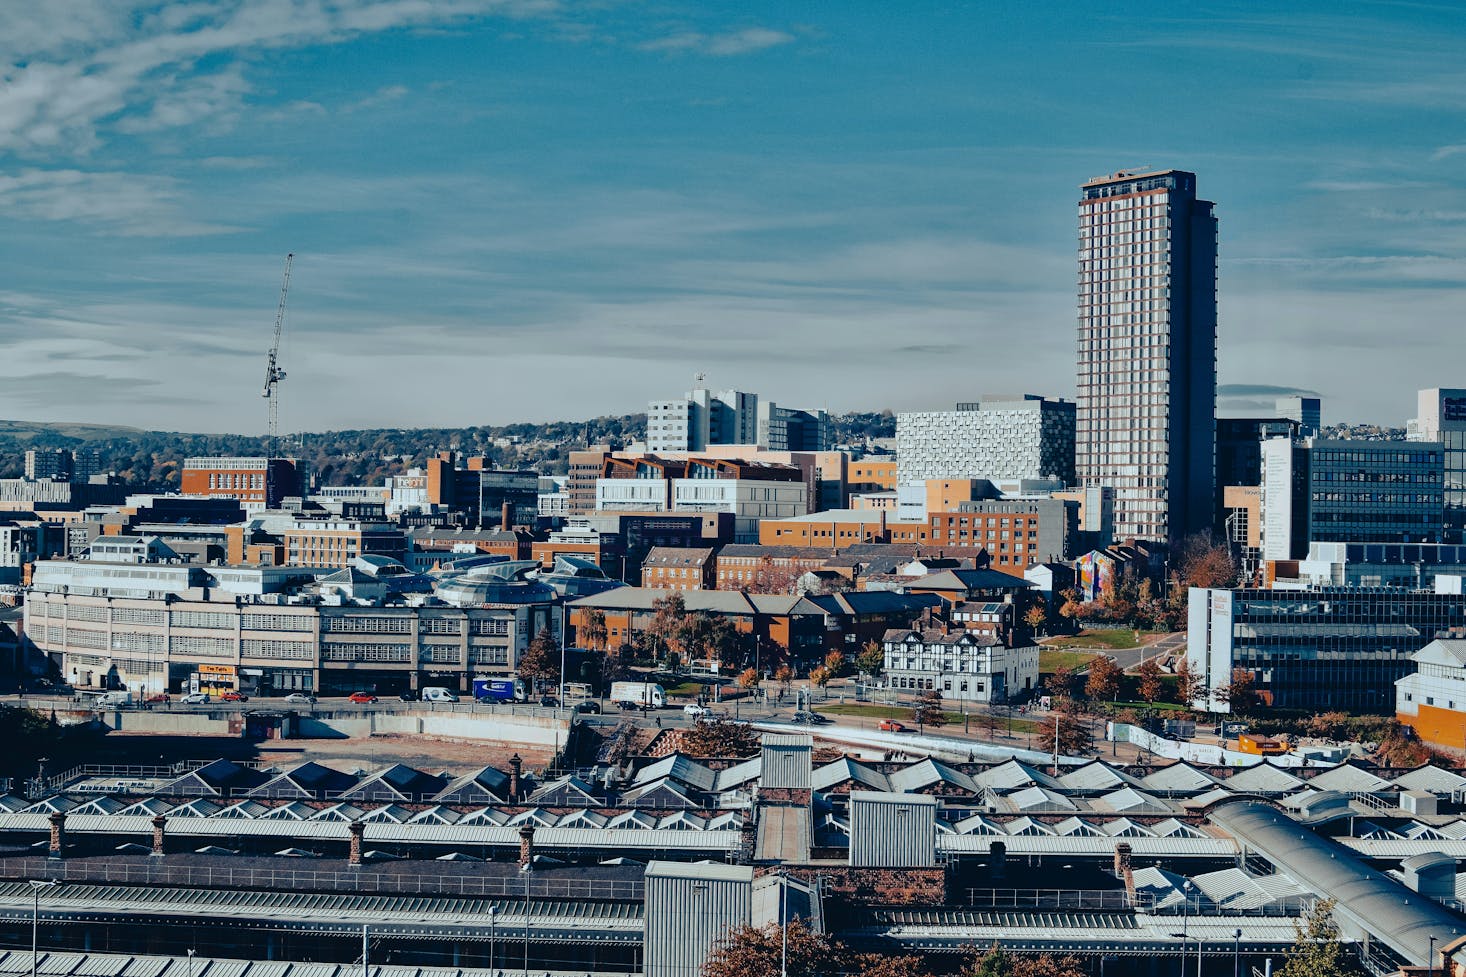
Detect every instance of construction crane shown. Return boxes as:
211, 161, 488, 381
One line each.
261, 252, 293, 458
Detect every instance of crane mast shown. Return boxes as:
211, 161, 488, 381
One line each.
262, 253, 294, 457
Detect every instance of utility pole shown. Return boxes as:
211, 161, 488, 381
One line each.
29, 879, 59, 977
361, 923, 368, 977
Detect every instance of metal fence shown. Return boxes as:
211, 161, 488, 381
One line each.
0, 857, 645, 901
962, 888, 1153, 912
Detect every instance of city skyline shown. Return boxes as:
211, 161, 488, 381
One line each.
2, 1, 1464, 433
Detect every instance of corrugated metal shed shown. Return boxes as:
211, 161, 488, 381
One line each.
849, 791, 937, 867
760, 733, 812, 790
643, 861, 753, 977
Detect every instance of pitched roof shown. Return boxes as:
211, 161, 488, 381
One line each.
903, 568, 1033, 592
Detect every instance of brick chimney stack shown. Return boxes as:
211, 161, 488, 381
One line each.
1114, 842, 1135, 900
348, 820, 365, 867
150, 815, 167, 857
518, 824, 535, 868
508, 754, 523, 802
47, 812, 65, 859
501, 502, 512, 532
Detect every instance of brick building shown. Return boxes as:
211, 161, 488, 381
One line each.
181, 457, 302, 510
641, 547, 716, 590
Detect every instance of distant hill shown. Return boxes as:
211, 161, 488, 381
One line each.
0, 409, 897, 488
0, 419, 146, 443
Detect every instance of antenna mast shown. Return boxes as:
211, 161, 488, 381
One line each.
262, 253, 294, 457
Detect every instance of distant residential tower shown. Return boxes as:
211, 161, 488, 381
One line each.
1076, 169, 1217, 544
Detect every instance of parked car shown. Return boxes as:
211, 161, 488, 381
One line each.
683, 704, 711, 719
179, 692, 209, 704
878, 719, 906, 732
220, 691, 249, 702
398, 690, 418, 701
283, 693, 317, 704
574, 701, 601, 714
348, 691, 379, 704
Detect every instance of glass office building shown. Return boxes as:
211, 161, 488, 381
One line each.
1189, 586, 1466, 712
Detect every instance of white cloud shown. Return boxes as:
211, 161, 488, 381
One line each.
0, 168, 237, 236
0, 0, 559, 157
1432, 144, 1466, 161
640, 26, 795, 57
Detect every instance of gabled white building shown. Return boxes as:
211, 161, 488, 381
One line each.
1396, 639, 1466, 750
881, 628, 1038, 703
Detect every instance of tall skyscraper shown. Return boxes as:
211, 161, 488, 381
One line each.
1275, 395, 1321, 438
646, 385, 828, 453
1076, 169, 1217, 544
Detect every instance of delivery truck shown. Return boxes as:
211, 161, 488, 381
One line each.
472, 677, 527, 702
609, 681, 667, 709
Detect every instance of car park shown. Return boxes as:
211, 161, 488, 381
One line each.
283, 693, 317, 704
878, 719, 906, 732
348, 691, 379, 704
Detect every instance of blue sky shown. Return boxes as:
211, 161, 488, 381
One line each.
2, 0, 1464, 434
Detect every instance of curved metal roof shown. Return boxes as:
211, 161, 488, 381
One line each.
1209, 799, 1466, 965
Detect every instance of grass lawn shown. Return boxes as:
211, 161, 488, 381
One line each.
1041, 629, 1160, 651
663, 681, 714, 697
1039, 650, 1101, 673
815, 702, 1045, 736
1105, 699, 1189, 713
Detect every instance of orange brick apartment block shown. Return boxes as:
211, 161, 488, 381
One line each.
181, 457, 302, 509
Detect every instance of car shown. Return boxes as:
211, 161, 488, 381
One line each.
283, 693, 317, 704
793, 710, 831, 725
539, 695, 559, 708
348, 692, 380, 704
398, 690, 418, 701
220, 691, 248, 702
179, 692, 210, 704
878, 719, 906, 732
683, 704, 711, 719
574, 700, 601, 714
616, 700, 639, 711
145, 693, 170, 704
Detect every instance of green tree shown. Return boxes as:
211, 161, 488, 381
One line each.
517, 627, 560, 689
912, 688, 945, 729
1036, 702, 1092, 757
1276, 899, 1366, 977
823, 650, 849, 677
1084, 656, 1122, 705
1175, 657, 1202, 706
855, 639, 885, 677
970, 944, 1012, 977
1136, 657, 1164, 705
1213, 667, 1258, 714
580, 609, 608, 653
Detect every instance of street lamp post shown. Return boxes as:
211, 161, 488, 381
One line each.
488, 906, 497, 973
29, 879, 60, 977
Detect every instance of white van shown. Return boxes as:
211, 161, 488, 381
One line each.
95, 690, 133, 707
420, 687, 459, 703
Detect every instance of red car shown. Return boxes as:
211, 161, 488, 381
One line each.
220, 691, 249, 702
878, 719, 906, 732
348, 691, 379, 704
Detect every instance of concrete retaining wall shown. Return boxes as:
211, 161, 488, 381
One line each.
102, 711, 234, 735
